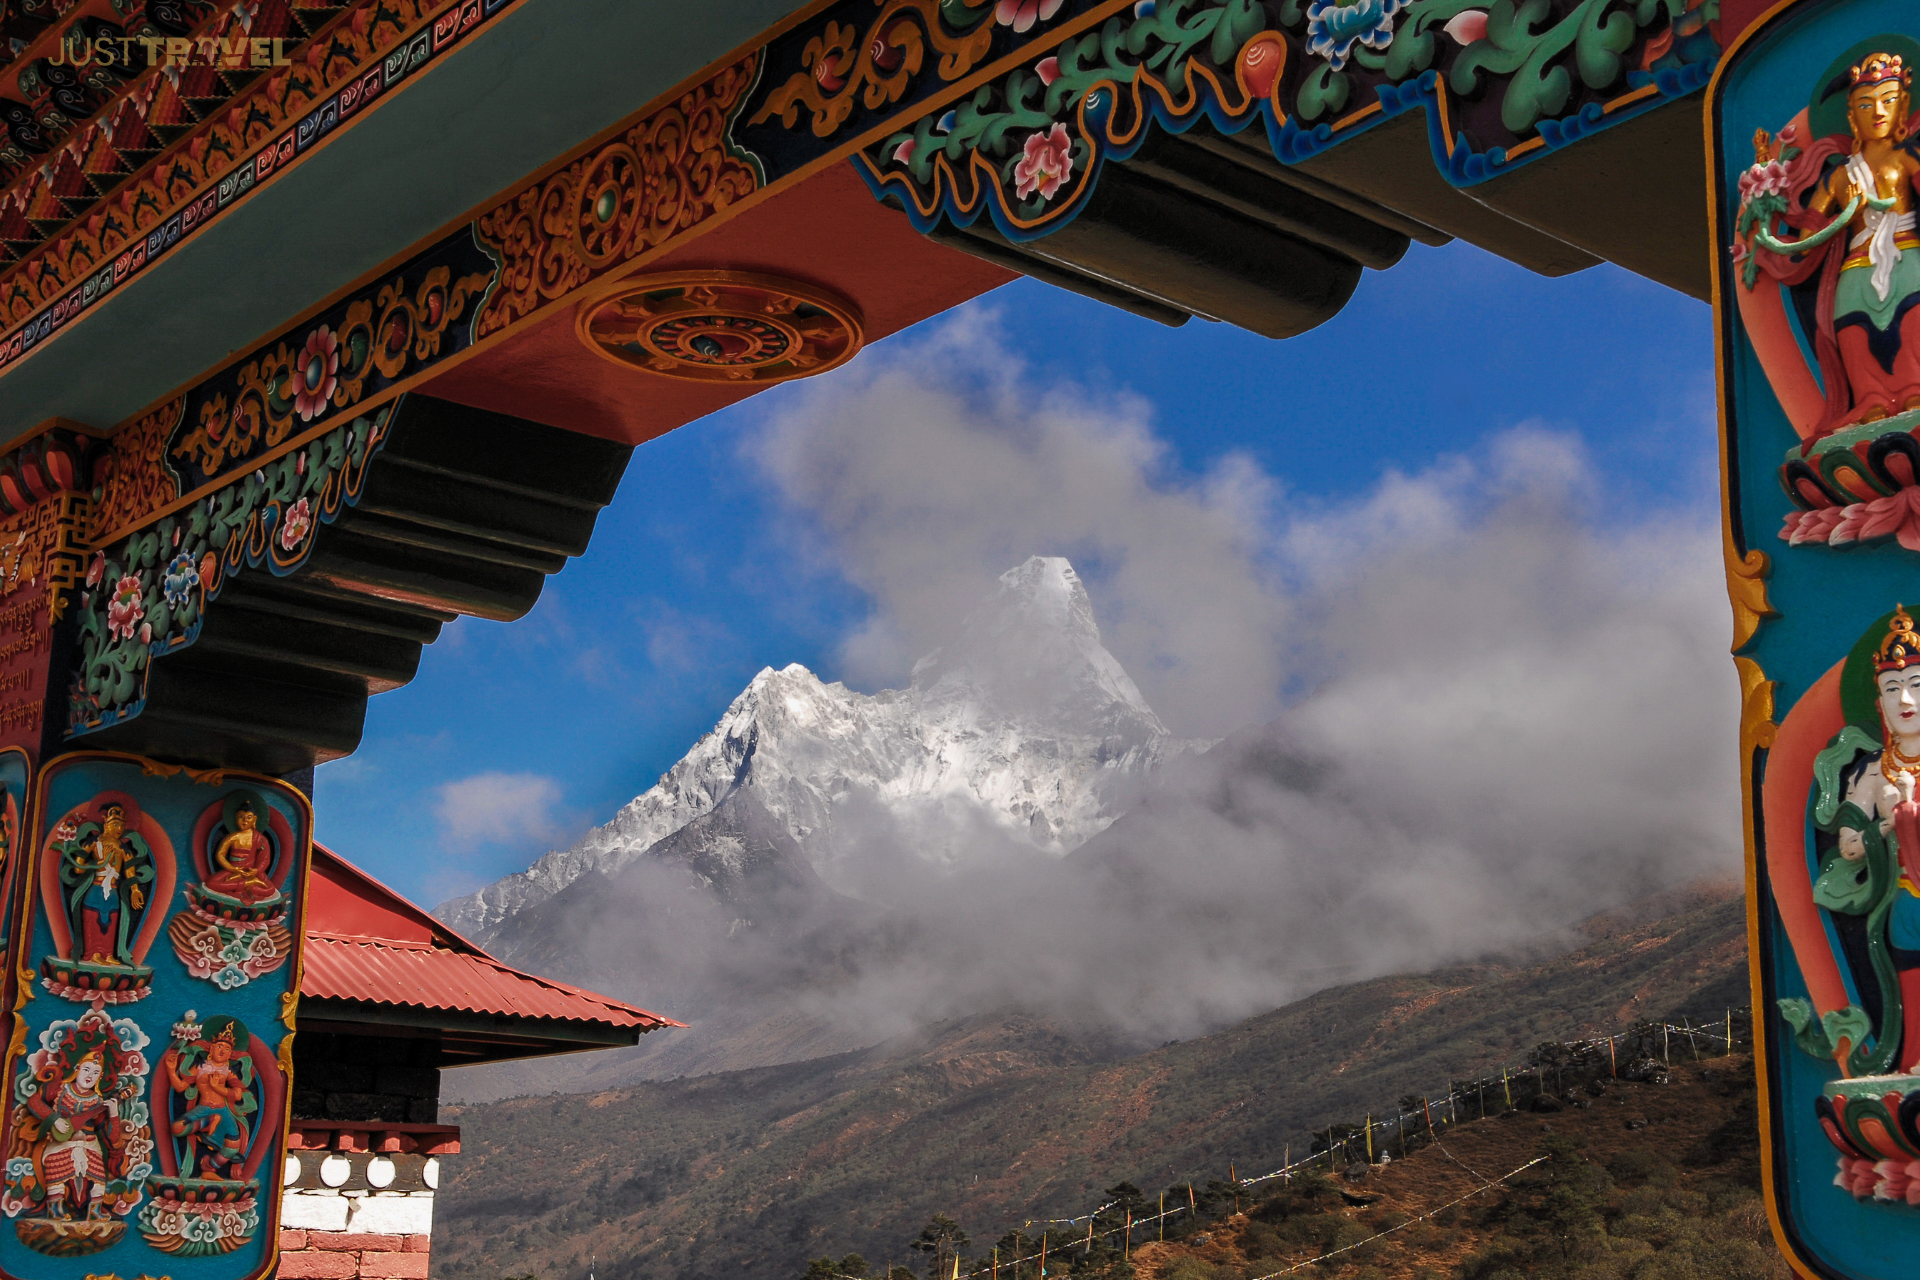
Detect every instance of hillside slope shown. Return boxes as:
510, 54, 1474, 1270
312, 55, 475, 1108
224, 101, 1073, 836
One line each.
1116, 1052, 1782, 1280
432, 888, 1748, 1280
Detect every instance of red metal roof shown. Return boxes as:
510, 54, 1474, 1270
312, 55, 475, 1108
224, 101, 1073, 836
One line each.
300, 845, 682, 1034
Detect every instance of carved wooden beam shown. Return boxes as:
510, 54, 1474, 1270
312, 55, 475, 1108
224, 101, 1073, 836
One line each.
57, 392, 628, 774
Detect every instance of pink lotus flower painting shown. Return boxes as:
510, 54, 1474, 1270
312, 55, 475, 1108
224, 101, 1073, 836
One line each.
107, 574, 145, 642
279, 497, 313, 552
1014, 123, 1074, 201
292, 325, 341, 422
995, 0, 1062, 33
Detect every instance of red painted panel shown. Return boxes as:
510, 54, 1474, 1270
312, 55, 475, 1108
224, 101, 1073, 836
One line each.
1719, 0, 1773, 50
420, 162, 1016, 446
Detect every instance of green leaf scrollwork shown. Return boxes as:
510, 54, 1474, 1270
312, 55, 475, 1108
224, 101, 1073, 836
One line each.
69, 410, 389, 734
880, 0, 1268, 209
1448, 0, 1683, 135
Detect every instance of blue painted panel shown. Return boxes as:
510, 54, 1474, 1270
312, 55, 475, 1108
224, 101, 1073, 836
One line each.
0, 755, 311, 1280
1715, 3, 1920, 1275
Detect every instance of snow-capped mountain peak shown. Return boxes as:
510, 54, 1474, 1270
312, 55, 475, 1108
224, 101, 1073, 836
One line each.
911, 557, 1164, 734
436, 557, 1207, 939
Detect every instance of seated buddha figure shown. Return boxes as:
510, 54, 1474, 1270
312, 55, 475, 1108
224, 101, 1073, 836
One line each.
1805, 52, 1920, 422
202, 802, 278, 907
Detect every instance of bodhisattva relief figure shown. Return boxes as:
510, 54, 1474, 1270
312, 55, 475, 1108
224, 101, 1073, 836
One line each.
160, 1017, 252, 1181
2, 1002, 152, 1253
1832, 605, 1920, 1068
1809, 53, 1920, 421
1741, 53, 1920, 434
23, 1049, 125, 1221
60, 803, 150, 969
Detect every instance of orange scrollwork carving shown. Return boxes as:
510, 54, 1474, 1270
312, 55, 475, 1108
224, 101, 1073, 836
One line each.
472, 55, 762, 338
1724, 538, 1775, 654
168, 263, 489, 488
747, 1, 997, 140
90, 401, 183, 545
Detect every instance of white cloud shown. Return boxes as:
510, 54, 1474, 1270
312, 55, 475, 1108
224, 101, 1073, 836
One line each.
434, 772, 571, 853
772, 424, 1741, 1042
707, 310, 1742, 1041
751, 308, 1291, 738
488, 311, 1737, 1063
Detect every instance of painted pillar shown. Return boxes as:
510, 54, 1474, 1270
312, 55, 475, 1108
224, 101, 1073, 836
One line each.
0, 757, 312, 1274
0, 429, 318, 1280
1712, 4, 1920, 1275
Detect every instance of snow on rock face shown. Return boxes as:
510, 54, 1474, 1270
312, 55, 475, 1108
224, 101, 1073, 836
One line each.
435, 557, 1207, 937
912, 556, 1165, 737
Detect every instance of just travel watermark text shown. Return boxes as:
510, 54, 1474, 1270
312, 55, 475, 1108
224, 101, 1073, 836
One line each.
48, 34, 293, 69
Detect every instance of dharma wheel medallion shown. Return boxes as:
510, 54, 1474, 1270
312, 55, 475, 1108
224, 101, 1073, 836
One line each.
574, 271, 864, 384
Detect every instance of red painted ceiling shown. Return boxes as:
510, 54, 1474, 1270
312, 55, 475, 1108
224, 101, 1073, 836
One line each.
420, 161, 1016, 446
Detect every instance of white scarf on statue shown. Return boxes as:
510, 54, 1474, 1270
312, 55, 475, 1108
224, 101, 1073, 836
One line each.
1847, 152, 1915, 302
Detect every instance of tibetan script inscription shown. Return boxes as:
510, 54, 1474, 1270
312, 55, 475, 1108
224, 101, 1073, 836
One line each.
0, 492, 86, 759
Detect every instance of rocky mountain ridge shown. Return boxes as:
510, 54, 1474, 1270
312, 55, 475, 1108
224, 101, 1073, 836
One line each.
436, 556, 1208, 939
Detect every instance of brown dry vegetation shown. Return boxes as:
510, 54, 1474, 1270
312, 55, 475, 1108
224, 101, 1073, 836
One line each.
1124, 1056, 1786, 1280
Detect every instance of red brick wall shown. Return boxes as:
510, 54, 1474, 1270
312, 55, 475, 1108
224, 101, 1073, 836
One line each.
277, 1229, 432, 1279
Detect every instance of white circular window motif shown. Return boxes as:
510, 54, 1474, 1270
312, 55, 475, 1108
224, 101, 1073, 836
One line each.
366, 1156, 397, 1189
283, 1155, 303, 1186
319, 1154, 352, 1188
422, 1157, 440, 1190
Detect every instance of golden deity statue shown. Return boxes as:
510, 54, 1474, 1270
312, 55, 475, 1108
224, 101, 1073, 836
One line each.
204, 803, 276, 906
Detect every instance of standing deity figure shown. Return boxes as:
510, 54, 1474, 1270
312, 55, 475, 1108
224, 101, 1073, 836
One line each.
161, 1015, 253, 1181
1826, 605, 1920, 1068
202, 802, 276, 907
1814, 53, 1920, 422
1739, 53, 1920, 436
23, 1049, 125, 1220
60, 802, 151, 967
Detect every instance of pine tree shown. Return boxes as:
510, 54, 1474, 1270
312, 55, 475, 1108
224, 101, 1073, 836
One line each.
910, 1215, 972, 1280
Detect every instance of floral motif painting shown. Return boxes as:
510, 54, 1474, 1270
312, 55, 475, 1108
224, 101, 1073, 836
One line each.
853, 0, 1723, 239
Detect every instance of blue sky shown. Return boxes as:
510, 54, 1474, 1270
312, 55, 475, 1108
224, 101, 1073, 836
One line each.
313, 239, 1717, 910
